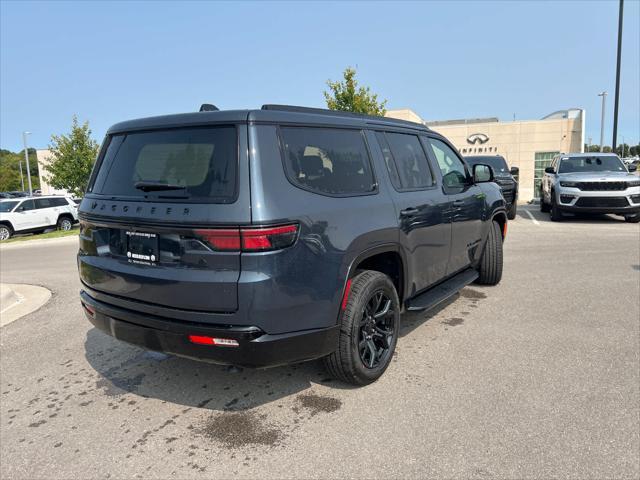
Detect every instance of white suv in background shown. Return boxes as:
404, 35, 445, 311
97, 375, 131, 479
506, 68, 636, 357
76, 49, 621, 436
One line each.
0, 196, 78, 240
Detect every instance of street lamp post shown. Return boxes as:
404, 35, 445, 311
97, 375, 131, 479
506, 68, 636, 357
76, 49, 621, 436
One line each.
598, 92, 607, 152
22, 131, 32, 196
18, 159, 25, 191
612, 0, 624, 151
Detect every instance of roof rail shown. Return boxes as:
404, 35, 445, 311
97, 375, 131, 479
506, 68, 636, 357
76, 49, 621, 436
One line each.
261, 104, 429, 130
261, 104, 365, 118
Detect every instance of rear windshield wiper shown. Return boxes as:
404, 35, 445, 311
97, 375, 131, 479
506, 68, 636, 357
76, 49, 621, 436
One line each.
134, 181, 187, 192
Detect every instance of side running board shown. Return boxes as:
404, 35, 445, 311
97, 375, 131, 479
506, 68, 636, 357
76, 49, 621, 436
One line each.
405, 268, 479, 311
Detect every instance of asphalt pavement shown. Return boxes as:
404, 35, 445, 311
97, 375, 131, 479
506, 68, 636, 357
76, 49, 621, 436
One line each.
1, 207, 639, 479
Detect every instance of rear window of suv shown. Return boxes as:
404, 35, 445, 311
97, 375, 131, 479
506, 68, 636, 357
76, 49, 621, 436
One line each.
90, 126, 238, 203
280, 127, 376, 196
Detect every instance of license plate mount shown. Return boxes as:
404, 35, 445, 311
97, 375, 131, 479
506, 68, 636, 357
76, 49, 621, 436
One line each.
126, 231, 159, 263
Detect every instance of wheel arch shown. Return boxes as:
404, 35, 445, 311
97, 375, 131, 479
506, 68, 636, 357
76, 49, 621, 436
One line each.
0, 220, 14, 233
346, 244, 407, 303
491, 210, 508, 239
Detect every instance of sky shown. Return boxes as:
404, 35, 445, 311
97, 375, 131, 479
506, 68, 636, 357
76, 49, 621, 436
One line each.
1, 0, 639, 151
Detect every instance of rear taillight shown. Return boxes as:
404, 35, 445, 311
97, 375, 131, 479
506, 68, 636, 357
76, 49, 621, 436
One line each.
241, 225, 298, 251
194, 228, 241, 251
195, 224, 298, 252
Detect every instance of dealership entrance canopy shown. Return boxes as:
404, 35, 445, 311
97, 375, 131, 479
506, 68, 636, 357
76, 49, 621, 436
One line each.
386, 108, 585, 202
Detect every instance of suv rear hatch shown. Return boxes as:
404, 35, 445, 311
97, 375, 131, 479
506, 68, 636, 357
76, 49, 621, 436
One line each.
78, 122, 250, 314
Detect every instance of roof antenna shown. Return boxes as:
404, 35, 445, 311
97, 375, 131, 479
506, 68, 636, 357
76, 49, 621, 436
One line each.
199, 104, 219, 112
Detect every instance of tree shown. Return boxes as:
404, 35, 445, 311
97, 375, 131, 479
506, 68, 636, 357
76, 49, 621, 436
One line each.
324, 67, 387, 116
0, 148, 40, 192
45, 116, 99, 197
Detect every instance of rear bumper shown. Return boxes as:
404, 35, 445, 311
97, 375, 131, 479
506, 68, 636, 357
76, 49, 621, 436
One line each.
80, 290, 339, 368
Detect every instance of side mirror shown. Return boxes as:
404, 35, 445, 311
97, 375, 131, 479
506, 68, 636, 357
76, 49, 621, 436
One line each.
473, 164, 494, 183
628, 164, 637, 172
544, 166, 555, 174
510, 166, 519, 175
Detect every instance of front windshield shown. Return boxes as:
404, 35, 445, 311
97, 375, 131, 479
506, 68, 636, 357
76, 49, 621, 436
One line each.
0, 201, 19, 212
558, 156, 626, 173
466, 156, 509, 174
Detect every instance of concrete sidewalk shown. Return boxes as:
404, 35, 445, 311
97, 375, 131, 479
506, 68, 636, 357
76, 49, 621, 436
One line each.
0, 283, 51, 327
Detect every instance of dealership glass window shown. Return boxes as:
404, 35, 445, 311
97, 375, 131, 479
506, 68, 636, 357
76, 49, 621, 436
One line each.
534, 152, 559, 196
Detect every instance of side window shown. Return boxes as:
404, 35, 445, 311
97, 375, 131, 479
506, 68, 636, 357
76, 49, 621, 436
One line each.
35, 198, 53, 209
374, 132, 401, 190
427, 138, 469, 190
17, 200, 35, 211
52, 198, 68, 207
384, 132, 433, 189
280, 127, 375, 196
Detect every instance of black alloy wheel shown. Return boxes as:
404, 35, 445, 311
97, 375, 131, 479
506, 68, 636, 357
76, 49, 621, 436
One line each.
358, 291, 396, 369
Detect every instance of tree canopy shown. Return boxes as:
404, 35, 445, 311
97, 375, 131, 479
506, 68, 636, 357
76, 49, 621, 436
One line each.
0, 149, 40, 192
324, 67, 387, 116
45, 116, 99, 197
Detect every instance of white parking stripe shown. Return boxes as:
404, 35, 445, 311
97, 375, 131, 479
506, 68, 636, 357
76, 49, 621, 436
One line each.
525, 210, 540, 225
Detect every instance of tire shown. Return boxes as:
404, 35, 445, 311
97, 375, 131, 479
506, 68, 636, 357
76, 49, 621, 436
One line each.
0, 224, 12, 241
476, 220, 503, 286
507, 201, 517, 220
549, 194, 563, 222
323, 270, 400, 386
57, 216, 73, 231
624, 214, 640, 223
540, 191, 550, 213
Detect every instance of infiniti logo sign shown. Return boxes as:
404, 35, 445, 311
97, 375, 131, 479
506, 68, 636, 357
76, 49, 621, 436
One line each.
467, 133, 489, 145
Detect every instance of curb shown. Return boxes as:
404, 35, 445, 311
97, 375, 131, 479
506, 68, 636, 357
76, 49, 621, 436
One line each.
0, 234, 79, 250
0, 283, 52, 327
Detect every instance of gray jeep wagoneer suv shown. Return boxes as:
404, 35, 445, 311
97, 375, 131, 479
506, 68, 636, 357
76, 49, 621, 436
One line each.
78, 105, 507, 385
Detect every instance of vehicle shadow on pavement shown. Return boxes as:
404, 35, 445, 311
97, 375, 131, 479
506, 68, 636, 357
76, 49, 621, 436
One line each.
399, 296, 457, 338
84, 328, 356, 412
84, 291, 477, 411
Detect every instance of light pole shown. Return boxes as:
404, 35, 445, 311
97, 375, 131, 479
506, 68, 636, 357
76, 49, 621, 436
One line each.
598, 92, 607, 152
22, 131, 32, 196
18, 159, 25, 191
612, 0, 624, 151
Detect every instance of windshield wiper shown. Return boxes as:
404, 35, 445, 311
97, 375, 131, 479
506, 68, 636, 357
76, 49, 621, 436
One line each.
134, 181, 187, 192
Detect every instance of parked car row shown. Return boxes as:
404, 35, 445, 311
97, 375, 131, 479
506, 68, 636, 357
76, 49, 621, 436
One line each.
0, 195, 79, 240
540, 153, 640, 223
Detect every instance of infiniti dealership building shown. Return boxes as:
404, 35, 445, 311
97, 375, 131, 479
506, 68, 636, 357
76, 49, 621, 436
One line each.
386, 108, 585, 202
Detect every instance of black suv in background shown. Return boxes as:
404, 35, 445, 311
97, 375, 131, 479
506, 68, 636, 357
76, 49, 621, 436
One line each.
465, 155, 518, 219
78, 105, 507, 385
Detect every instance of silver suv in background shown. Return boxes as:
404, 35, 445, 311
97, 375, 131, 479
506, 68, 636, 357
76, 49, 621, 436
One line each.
0, 196, 78, 240
540, 153, 640, 222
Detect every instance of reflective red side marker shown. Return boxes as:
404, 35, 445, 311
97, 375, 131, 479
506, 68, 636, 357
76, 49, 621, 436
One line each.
341, 278, 353, 310
188, 335, 239, 347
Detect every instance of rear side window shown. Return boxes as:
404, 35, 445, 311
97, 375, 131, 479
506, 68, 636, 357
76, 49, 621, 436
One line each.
35, 198, 67, 209
382, 132, 433, 190
280, 127, 375, 196
91, 126, 238, 203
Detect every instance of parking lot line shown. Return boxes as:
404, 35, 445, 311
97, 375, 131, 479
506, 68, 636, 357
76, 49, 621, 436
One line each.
524, 209, 540, 225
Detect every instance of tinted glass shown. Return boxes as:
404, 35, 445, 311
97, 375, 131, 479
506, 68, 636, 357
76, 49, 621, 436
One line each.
35, 198, 54, 209
0, 201, 19, 212
17, 200, 35, 211
427, 138, 468, 189
92, 127, 237, 202
280, 127, 375, 195
466, 156, 509, 174
558, 156, 626, 173
383, 133, 433, 189
374, 132, 401, 190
